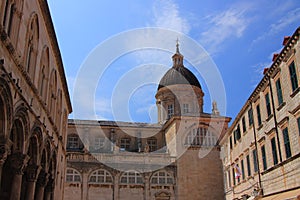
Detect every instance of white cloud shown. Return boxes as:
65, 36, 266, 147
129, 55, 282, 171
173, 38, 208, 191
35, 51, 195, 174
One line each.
252, 7, 300, 46
200, 6, 250, 55
152, 0, 190, 34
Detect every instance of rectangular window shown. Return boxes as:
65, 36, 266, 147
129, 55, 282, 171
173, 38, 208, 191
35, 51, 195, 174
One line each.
236, 125, 241, 140
271, 138, 278, 165
229, 136, 233, 149
232, 167, 236, 186
93, 137, 105, 150
147, 138, 157, 152
233, 130, 237, 144
120, 138, 131, 150
228, 170, 231, 187
289, 61, 298, 92
242, 117, 246, 133
67, 136, 79, 149
261, 145, 267, 170
248, 108, 253, 126
183, 104, 189, 113
276, 79, 283, 105
167, 104, 174, 119
253, 149, 258, 173
241, 159, 245, 180
297, 117, 300, 135
256, 105, 262, 126
265, 93, 272, 117
246, 155, 251, 176
282, 128, 292, 159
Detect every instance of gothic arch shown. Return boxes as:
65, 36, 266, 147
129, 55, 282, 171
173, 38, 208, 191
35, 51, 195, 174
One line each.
48, 69, 57, 121
24, 12, 39, 82
10, 104, 29, 154
1, 0, 24, 44
0, 77, 13, 140
56, 89, 62, 131
38, 46, 50, 103
25, 125, 43, 165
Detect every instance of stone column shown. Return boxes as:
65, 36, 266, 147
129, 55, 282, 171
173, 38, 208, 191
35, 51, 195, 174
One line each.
81, 171, 89, 200
113, 172, 120, 200
44, 178, 54, 200
25, 164, 41, 200
35, 170, 48, 200
0, 139, 13, 190
9, 153, 29, 200
144, 173, 150, 200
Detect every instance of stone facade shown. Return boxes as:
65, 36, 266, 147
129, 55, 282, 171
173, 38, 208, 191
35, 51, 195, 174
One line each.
0, 0, 72, 199
220, 27, 300, 200
64, 45, 231, 200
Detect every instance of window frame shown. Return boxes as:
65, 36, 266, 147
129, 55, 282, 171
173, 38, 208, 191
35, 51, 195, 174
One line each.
261, 145, 267, 170
120, 171, 143, 185
167, 104, 174, 119
151, 171, 174, 185
67, 135, 80, 149
253, 149, 258, 173
265, 93, 272, 117
271, 137, 278, 165
288, 61, 298, 92
275, 79, 283, 106
256, 104, 262, 126
282, 127, 292, 159
66, 168, 81, 182
89, 169, 113, 184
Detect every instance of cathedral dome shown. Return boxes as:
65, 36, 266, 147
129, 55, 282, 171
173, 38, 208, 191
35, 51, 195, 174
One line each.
157, 41, 201, 91
157, 65, 201, 90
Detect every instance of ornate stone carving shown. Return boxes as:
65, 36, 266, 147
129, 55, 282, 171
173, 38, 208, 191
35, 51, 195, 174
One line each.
9, 152, 29, 175
26, 164, 41, 182
36, 169, 49, 187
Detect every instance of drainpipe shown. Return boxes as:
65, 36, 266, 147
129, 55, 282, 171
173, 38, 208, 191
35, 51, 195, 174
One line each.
250, 102, 262, 195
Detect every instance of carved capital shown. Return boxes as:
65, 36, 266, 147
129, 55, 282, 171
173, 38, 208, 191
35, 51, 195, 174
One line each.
0, 139, 13, 165
45, 177, 54, 193
26, 164, 41, 182
36, 169, 49, 187
9, 153, 30, 175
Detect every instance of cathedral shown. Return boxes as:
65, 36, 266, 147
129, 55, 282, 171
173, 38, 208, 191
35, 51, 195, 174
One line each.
64, 42, 231, 200
1, 0, 299, 200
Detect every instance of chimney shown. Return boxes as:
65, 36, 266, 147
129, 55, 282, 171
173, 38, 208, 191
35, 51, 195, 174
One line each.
282, 36, 291, 46
272, 53, 279, 62
263, 68, 269, 75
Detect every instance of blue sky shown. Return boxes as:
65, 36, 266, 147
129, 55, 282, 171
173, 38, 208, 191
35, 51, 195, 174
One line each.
48, 0, 300, 123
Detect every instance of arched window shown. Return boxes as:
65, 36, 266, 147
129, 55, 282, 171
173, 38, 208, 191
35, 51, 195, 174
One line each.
38, 46, 49, 103
66, 168, 81, 182
25, 14, 39, 81
185, 128, 217, 147
89, 169, 113, 184
48, 70, 57, 120
56, 89, 62, 130
2, 1, 15, 36
151, 171, 174, 185
120, 171, 143, 184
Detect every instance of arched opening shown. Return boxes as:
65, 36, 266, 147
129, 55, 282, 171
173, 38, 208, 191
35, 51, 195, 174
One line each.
0, 118, 25, 199
25, 14, 39, 82
38, 46, 49, 103
0, 97, 5, 137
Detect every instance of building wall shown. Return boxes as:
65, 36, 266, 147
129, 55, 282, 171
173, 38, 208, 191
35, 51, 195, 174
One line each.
0, 0, 71, 199
220, 27, 300, 200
